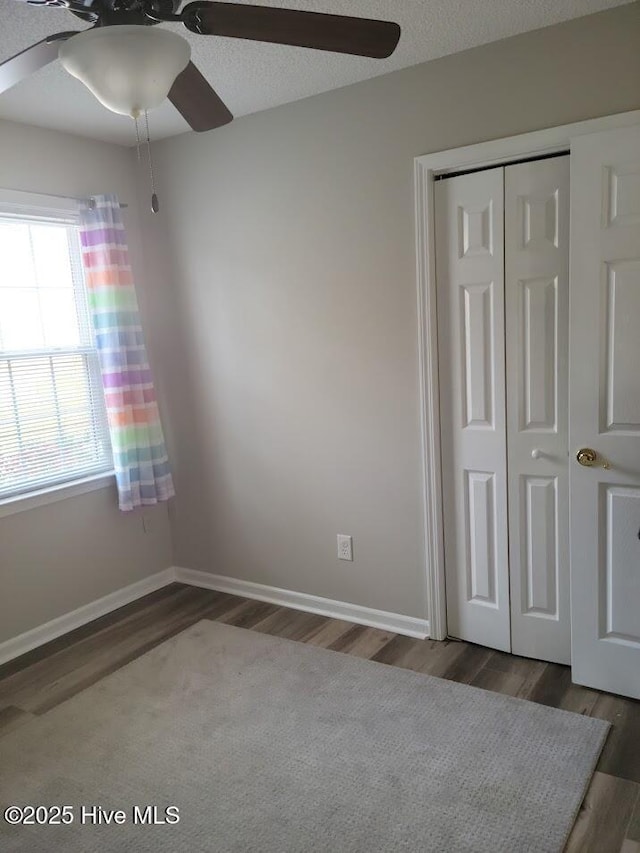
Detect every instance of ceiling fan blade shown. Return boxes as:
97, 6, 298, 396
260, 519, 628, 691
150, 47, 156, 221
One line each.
0, 32, 78, 95
181, 3, 401, 58
168, 61, 233, 132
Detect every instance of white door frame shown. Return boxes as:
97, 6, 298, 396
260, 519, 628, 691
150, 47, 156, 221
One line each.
414, 109, 640, 641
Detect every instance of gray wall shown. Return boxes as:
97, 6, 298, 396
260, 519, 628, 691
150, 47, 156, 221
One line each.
0, 120, 173, 643
145, 3, 640, 621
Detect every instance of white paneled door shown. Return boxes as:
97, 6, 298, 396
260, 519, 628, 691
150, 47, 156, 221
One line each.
436, 156, 570, 661
505, 157, 570, 665
436, 168, 511, 653
569, 124, 640, 700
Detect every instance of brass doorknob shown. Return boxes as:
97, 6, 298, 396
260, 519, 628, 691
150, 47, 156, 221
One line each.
576, 448, 610, 469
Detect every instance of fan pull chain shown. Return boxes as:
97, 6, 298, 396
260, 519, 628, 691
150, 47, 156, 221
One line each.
145, 110, 159, 214
134, 114, 142, 164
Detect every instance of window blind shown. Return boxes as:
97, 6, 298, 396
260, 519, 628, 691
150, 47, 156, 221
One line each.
0, 208, 113, 501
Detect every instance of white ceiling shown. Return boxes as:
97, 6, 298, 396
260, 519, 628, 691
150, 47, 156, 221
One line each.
0, 0, 633, 145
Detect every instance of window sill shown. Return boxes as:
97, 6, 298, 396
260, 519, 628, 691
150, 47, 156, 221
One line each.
0, 472, 116, 519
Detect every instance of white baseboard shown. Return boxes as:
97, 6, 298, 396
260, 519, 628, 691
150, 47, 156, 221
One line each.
0, 566, 429, 666
174, 567, 429, 639
0, 568, 175, 666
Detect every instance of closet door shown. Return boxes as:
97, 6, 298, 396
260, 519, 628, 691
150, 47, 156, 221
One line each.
569, 124, 640, 700
505, 157, 571, 665
436, 168, 511, 652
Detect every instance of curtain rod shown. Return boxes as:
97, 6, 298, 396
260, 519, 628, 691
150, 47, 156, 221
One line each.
3, 188, 128, 209
87, 198, 129, 210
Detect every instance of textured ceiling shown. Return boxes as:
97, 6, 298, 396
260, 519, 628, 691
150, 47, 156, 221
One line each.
0, 0, 634, 145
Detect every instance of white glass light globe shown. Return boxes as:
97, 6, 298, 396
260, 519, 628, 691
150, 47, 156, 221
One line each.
59, 25, 191, 118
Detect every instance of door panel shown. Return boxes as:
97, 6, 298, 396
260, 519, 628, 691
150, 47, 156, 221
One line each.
521, 474, 558, 615
602, 486, 640, 645
570, 124, 640, 700
465, 470, 498, 604
436, 168, 510, 652
520, 276, 558, 430
461, 282, 495, 427
604, 260, 640, 431
505, 157, 570, 664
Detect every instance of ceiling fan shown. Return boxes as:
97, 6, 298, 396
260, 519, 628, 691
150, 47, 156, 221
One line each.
0, 1, 401, 132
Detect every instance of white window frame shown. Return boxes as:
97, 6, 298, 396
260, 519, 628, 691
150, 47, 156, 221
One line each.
0, 189, 115, 518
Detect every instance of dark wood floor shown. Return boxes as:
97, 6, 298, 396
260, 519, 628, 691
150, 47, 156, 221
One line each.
0, 582, 638, 852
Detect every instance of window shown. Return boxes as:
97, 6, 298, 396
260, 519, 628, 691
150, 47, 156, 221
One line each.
0, 196, 113, 501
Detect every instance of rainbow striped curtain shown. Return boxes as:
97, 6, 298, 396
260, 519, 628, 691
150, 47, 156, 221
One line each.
79, 194, 174, 511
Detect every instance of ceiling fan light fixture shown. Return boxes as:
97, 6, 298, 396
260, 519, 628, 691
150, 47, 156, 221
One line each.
59, 25, 191, 118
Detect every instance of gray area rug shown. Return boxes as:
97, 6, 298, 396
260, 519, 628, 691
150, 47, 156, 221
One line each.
0, 620, 608, 852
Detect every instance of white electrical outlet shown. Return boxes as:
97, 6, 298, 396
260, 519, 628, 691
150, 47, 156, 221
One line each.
337, 534, 353, 561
